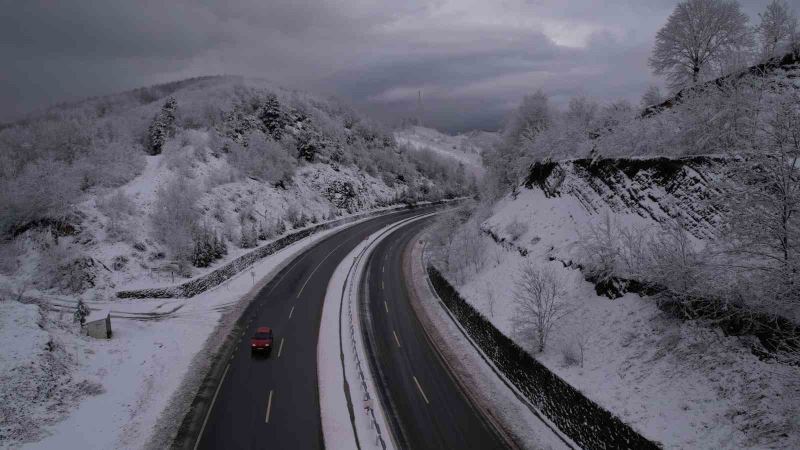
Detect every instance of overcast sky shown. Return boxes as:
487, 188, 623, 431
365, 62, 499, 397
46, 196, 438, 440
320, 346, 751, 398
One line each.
0, 0, 783, 132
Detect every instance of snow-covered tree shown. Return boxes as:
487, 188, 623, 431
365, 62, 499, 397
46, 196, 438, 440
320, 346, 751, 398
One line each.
484, 91, 551, 194
191, 227, 226, 267
150, 176, 200, 263
756, 0, 798, 59
512, 261, 569, 353
650, 0, 754, 91
257, 93, 286, 140
505, 90, 551, 149
146, 97, 178, 155
717, 92, 800, 314
227, 131, 296, 184
74, 299, 89, 325
640, 85, 665, 110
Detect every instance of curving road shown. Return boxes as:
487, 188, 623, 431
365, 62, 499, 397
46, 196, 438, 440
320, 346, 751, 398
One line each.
361, 217, 508, 450
178, 205, 509, 450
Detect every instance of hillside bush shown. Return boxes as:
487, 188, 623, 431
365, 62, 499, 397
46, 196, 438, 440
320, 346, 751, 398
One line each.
0, 159, 81, 237
97, 189, 138, 242
191, 227, 226, 267
150, 177, 200, 262
227, 132, 295, 184
505, 218, 528, 242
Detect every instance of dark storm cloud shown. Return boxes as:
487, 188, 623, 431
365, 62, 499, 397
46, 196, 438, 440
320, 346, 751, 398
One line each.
0, 0, 786, 132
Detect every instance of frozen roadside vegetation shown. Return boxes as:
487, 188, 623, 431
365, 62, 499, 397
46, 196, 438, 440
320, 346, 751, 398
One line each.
430, 187, 799, 449
436, 188, 798, 449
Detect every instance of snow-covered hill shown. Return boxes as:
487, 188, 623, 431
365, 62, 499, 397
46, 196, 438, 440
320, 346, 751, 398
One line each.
394, 125, 495, 176
429, 156, 799, 449
0, 77, 472, 447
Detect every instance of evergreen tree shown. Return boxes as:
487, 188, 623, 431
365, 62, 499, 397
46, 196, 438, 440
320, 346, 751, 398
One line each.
146, 97, 178, 155
258, 93, 285, 139
74, 299, 89, 325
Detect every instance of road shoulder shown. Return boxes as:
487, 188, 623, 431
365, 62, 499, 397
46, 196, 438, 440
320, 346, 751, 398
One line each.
403, 231, 571, 450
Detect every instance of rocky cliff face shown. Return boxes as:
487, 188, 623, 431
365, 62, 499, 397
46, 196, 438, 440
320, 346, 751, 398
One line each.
521, 156, 725, 240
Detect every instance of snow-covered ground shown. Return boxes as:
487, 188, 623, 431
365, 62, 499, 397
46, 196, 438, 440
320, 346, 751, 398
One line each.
394, 126, 494, 177
0, 214, 391, 449
435, 177, 800, 449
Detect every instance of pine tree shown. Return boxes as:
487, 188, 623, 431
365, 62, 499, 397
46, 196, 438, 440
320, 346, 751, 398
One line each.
213, 232, 227, 258
239, 223, 258, 248
74, 299, 89, 325
146, 97, 178, 155
258, 93, 285, 139
275, 219, 286, 236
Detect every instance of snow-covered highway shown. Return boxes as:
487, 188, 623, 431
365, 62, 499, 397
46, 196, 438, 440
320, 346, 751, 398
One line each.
174, 205, 510, 450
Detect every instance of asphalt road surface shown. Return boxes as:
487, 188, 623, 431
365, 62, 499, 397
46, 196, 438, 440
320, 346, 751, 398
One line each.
191, 207, 437, 450
187, 205, 507, 450
361, 217, 508, 450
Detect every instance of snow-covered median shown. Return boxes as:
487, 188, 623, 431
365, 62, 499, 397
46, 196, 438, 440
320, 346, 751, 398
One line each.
318, 213, 436, 450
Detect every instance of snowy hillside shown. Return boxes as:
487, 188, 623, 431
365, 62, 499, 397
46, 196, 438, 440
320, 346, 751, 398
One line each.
394, 125, 495, 176
0, 76, 472, 447
428, 157, 800, 449
0, 77, 471, 298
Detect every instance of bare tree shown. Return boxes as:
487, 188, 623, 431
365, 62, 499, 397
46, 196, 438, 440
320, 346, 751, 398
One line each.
511, 261, 570, 353
757, 0, 798, 59
717, 90, 800, 314
577, 211, 621, 284
484, 90, 551, 193
484, 282, 497, 319
640, 85, 665, 110
650, 0, 753, 91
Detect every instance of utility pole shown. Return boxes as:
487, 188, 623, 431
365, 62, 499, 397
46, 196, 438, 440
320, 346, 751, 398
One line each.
417, 90, 423, 127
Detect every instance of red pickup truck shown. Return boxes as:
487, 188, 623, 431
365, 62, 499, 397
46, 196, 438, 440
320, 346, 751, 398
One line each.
251, 326, 274, 353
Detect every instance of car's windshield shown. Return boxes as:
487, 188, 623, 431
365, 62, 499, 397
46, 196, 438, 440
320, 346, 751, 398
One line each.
254, 332, 272, 339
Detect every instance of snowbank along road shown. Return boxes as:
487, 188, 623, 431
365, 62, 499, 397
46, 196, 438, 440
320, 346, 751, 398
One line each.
179, 205, 490, 449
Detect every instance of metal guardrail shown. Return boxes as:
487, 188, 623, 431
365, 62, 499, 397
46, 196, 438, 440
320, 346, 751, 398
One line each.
342, 239, 388, 449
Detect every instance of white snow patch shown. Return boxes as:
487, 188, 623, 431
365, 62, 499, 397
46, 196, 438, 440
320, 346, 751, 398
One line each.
442, 185, 800, 449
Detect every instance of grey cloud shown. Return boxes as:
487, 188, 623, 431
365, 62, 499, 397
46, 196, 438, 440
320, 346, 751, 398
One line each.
0, 0, 783, 132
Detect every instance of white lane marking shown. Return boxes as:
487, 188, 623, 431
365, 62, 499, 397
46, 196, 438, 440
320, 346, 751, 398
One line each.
296, 237, 353, 298
382, 265, 385, 273
277, 338, 285, 358
381, 280, 384, 290
194, 363, 231, 450
288, 306, 295, 319
265, 390, 274, 423
393, 330, 401, 348
266, 251, 310, 295
413, 376, 430, 405
384, 301, 389, 313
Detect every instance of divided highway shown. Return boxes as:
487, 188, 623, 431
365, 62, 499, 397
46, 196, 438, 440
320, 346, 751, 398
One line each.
361, 217, 508, 450
181, 205, 509, 449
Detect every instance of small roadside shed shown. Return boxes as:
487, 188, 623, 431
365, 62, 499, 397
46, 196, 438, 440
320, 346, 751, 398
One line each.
85, 309, 112, 339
